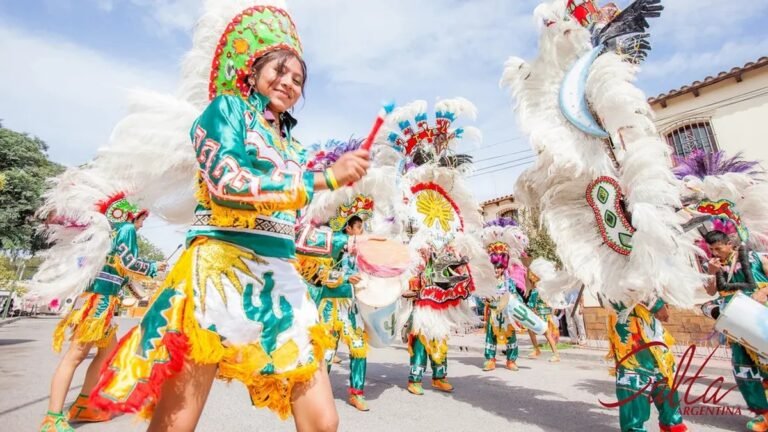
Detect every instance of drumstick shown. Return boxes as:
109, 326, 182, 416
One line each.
360, 101, 396, 151
570, 284, 585, 318
165, 244, 183, 262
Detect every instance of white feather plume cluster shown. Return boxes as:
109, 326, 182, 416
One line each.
30, 168, 122, 302
304, 165, 406, 238
405, 164, 495, 299
502, 0, 706, 309
529, 258, 581, 309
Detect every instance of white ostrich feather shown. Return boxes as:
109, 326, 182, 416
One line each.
502, 0, 705, 308
529, 257, 581, 309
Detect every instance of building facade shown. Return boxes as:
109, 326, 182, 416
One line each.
480, 194, 520, 222
649, 56, 768, 165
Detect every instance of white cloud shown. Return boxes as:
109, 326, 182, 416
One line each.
0, 23, 175, 166
651, 0, 768, 49
129, 0, 202, 36
293, 0, 537, 87
642, 37, 768, 82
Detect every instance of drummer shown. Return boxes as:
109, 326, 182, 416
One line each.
704, 229, 768, 431
315, 202, 372, 412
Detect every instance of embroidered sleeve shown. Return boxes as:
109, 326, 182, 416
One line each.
192, 95, 315, 211
114, 225, 157, 279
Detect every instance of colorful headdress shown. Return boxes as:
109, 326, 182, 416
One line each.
565, 0, 600, 27
697, 199, 749, 243
209, 5, 302, 100
382, 98, 480, 169
97, 192, 146, 225
329, 195, 374, 232
481, 217, 528, 270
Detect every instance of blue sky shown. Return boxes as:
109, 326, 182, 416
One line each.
1, 0, 767, 253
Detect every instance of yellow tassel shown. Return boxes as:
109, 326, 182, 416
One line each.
52, 294, 118, 352
745, 347, 768, 374
196, 179, 285, 228
294, 255, 332, 282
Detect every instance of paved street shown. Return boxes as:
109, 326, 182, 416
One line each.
0, 317, 752, 431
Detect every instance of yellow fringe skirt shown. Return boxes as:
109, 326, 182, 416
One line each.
52, 292, 118, 353
91, 238, 334, 420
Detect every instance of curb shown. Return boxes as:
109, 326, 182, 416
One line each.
446, 341, 733, 376
0, 316, 21, 327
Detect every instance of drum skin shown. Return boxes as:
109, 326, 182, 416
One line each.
715, 292, 768, 358
355, 239, 411, 277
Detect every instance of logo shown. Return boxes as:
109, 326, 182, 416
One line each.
599, 342, 741, 416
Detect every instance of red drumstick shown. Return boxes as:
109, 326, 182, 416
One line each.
360, 101, 396, 151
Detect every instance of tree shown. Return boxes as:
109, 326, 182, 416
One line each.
0, 125, 64, 253
138, 235, 165, 262
520, 207, 562, 267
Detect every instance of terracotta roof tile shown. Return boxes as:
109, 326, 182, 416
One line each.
648, 56, 768, 105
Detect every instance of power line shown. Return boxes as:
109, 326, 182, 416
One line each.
471, 148, 533, 165
465, 135, 528, 154
469, 160, 535, 178
472, 154, 537, 173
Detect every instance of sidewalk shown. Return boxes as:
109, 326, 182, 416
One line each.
442, 329, 733, 375
0, 316, 21, 327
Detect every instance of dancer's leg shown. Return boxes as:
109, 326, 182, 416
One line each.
48, 341, 93, 413
147, 362, 217, 432
81, 335, 117, 395
528, 330, 541, 358
292, 365, 339, 432
545, 330, 560, 361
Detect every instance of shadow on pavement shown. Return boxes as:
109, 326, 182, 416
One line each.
329, 353, 619, 431
0, 339, 35, 346
0, 385, 83, 418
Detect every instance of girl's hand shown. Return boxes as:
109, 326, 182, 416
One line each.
329, 150, 370, 185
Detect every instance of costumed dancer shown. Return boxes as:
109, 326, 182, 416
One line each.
675, 150, 768, 431
525, 263, 561, 362
31, 174, 166, 431
480, 217, 527, 371
606, 296, 685, 432
374, 98, 495, 396
82, 2, 371, 430
316, 211, 370, 411
297, 138, 407, 411
500, 1, 705, 430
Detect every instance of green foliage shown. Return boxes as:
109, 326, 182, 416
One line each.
0, 126, 64, 252
0, 256, 16, 289
138, 235, 165, 262
520, 207, 562, 268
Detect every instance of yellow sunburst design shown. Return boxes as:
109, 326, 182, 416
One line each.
415, 189, 455, 232
193, 239, 266, 312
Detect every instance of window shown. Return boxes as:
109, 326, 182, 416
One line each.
500, 209, 518, 220
665, 120, 718, 158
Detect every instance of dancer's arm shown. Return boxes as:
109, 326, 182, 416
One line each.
113, 224, 158, 279
193, 95, 315, 211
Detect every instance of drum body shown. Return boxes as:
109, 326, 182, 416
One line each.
505, 294, 547, 335
358, 301, 399, 348
715, 292, 768, 358
356, 273, 405, 347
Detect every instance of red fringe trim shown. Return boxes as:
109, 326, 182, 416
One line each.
89, 329, 189, 414
348, 388, 364, 396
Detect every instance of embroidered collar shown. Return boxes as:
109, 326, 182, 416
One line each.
247, 93, 298, 137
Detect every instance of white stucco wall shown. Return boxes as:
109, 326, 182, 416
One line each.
652, 66, 768, 165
